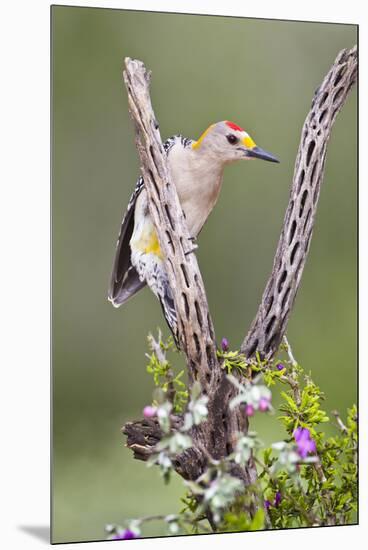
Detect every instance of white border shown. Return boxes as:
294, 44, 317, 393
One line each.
1, 1, 366, 549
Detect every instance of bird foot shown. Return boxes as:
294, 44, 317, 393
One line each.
185, 242, 198, 256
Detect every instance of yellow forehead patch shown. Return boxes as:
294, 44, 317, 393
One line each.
192, 124, 215, 149
242, 135, 257, 149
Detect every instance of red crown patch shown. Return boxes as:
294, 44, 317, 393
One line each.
225, 121, 244, 132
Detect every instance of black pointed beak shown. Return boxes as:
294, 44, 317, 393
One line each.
246, 146, 280, 163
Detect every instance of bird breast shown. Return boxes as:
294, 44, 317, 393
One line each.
167, 143, 224, 237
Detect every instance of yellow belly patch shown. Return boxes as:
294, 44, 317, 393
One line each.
145, 231, 162, 257
134, 228, 162, 258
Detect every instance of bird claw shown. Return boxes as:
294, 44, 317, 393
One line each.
185, 243, 198, 256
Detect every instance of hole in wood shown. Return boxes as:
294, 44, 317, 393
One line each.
297, 169, 305, 193
303, 208, 312, 234
166, 231, 175, 254
148, 169, 160, 197
319, 91, 329, 108
195, 301, 203, 328
266, 315, 276, 336
333, 86, 344, 104
182, 292, 189, 319
277, 270, 287, 293
265, 295, 274, 317
247, 339, 258, 358
310, 160, 318, 184
319, 109, 328, 124
193, 332, 201, 355
299, 189, 309, 217
190, 360, 197, 374
164, 203, 175, 230
205, 371, 211, 384
306, 140, 316, 166
290, 241, 300, 265
289, 219, 297, 245
280, 309, 290, 333
281, 286, 291, 309
206, 344, 213, 366
266, 331, 278, 354
334, 66, 346, 86
181, 263, 190, 288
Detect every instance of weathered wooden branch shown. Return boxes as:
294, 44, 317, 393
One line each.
241, 45, 357, 359
121, 45, 356, 493
122, 58, 254, 484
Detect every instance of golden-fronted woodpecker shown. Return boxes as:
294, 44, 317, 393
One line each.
108, 121, 279, 341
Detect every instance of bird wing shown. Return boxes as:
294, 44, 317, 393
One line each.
108, 135, 191, 308
108, 176, 145, 307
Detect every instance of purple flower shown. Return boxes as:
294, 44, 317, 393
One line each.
143, 405, 157, 418
113, 529, 138, 540
276, 363, 285, 371
293, 427, 317, 458
259, 397, 271, 412
245, 404, 255, 417
221, 337, 229, 352
274, 491, 282, 507
264, 499, 271, 511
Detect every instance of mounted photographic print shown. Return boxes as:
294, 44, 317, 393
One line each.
51, 5, 358, 544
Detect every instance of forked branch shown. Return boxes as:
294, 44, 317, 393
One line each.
121, 46, 357, 485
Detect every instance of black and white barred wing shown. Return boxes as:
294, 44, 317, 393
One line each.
108, 135, 191, 309
108, 176, 145, 307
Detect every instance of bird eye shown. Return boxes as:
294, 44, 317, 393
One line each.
226, 134, 238, 145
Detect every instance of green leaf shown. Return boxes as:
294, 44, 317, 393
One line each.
250, 508, 265, 531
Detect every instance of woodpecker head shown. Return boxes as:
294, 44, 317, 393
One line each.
191, 120, 279, 164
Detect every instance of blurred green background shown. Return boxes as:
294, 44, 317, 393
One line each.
51, 6, 357, 544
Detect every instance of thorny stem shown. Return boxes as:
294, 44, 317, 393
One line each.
332, 410, 348, 434
277, 336, 302, 407
283, 336, 298, 367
